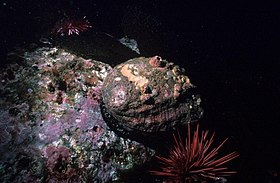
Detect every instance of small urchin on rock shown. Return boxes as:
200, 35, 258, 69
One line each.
101, 56, 203, 139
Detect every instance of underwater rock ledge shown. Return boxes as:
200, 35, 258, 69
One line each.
0, 47, 203, 182
0, 47, 155, 183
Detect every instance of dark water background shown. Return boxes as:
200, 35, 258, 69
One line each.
1, 0, 280, 182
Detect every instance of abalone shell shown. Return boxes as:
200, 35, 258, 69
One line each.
101, 56, 203, 135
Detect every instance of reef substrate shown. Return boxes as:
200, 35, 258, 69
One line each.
0, 47, 154, 182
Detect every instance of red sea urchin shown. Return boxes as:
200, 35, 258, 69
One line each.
150, 124, 239, 183
52, 16, 92, 36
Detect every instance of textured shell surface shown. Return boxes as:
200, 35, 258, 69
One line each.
101, 56, 202, 134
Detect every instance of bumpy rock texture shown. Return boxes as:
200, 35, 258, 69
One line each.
0, 47, 155, 183
101, 56, 203, 135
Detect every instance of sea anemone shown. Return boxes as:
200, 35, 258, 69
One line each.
150, 124, 239, 183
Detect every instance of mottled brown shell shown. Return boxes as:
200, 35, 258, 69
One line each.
101, 56, 202, 133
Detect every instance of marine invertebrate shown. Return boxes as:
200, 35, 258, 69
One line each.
52, 15, 92, 36
101, 56, 203, 137
150, 124, 239, 183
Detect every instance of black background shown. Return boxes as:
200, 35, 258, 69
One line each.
1, 0, 280, 182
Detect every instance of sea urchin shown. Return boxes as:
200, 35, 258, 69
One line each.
52, 16, 92, 36
150, 124, 239, 183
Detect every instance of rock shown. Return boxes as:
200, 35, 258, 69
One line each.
0, 47, 155, 183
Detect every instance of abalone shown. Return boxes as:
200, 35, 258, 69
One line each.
101, 56, 203, 135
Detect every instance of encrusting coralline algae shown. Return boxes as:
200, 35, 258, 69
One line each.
0, 47, 155, 182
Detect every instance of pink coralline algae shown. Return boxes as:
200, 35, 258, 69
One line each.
43, 146, 77, 181
0, 103, 32, 149
0, 47, 155, 182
